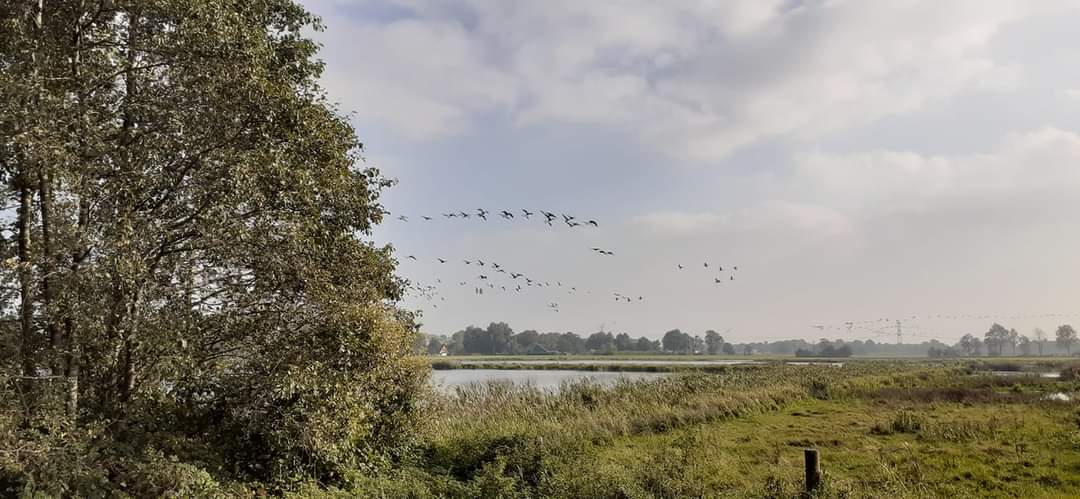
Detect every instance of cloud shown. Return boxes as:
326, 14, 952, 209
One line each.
304, 0, 1076, 159
792, 127, 1080, 225
635, 127, 1080, 243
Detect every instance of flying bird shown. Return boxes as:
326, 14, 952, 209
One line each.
397, 215, 408, 222
406, 255, 417, 260
477, 209, 488, 220
587, 220, 598, 227
500, 210, 514, 219
438, 258, 447, 264
522, 209, 534, 219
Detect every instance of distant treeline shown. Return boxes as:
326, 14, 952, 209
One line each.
421, 322, 1080, 358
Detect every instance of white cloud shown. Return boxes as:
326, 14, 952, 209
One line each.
304, 0, 1078, 158
792, 127, 1080, 223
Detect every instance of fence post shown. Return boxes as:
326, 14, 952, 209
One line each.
804, 448, 821, 493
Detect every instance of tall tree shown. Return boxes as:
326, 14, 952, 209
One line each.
704, 330, 724, 355
984, 324, 1009, 356
662, 329, 691, 354
1007, 328, 1020, 356
1056, 325, 1077, 356
1018, 335, 1032, 356
1, 0, 425, 488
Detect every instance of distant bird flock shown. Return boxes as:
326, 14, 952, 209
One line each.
393, 208, 739, 313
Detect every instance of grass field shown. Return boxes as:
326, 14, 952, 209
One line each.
296, 359, 1080, 498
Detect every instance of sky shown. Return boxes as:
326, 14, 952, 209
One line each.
299, 0, 1080, 343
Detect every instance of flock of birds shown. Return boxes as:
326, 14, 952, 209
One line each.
390, 208, 600, 228
394, 208, 740, 313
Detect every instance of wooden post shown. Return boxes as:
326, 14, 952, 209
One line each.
804, 448, 821, 492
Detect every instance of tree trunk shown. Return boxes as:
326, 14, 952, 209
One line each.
17, 183, 35, 381
39, 172, 60, 375
61, 0, 92, 423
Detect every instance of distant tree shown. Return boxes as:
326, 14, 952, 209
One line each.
692, 335, 705, 354
1056, 325, 1077, 356
743, 345, 753, 355
722, 343, 736, 355
704, 330, 724, 354
636, 337, 658, 352
959, 334, 981, 357
1008, 328, 1020, 356
557, 332, 586, 354
513, 329, 541, 354
1033, 328, 1047, 356
586, 331, 616, 353
1018, 335, 1032, 356
449, 330, 466, 354
487, 322, 514, 354
662, 329, 692, 354
461, 326, 489, 354
984, 324, 1010, 356
427, 336, 447, 355
615, 333, 635, 351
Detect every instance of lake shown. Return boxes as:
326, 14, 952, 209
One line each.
431, 369, 669, 392
449, 359, 763, 366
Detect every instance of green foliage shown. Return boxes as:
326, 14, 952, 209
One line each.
1, 0, 424, 494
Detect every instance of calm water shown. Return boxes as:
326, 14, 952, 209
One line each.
431, 369, 669, 392
452, 359, 763, 366
989, 370, 1061, 379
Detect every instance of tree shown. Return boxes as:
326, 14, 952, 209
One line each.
704, 330, 724, 354
556, 332, 586, 354
615, 333, 635, 351
959, 334, 981, 357
1, 1, 426, 488
984, 324, 1010, 356
743, 345, 753, 355
586, 331, 616, 353
636, 337, 658, 352
722, 343, 736, 355
1056, 325, 1077, 356
1033, 328, 1047, 356
487, 322, 514, 354
1018, 335, 1032, 356
1008, 328, 1020, 356
513, 329, 541, 353
662, 329, 692, 354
